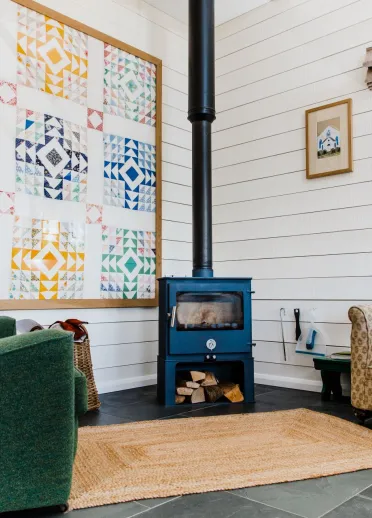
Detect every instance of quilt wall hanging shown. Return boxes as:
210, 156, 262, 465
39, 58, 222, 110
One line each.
0, 0, 162, 309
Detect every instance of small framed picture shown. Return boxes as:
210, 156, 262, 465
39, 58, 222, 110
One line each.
306, 99, 353, 179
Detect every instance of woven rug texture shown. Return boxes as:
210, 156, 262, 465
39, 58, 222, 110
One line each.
70, 408, 372, 510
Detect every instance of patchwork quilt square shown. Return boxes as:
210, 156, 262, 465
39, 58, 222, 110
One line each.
100, 227, 156, 299
17, 6, 88, 105
103, 44, 156, 126
15, 108, 88, 202
87, 108, 103, 131
86, 203, 103, 224
0, 191, 15, 215
103, 134, 156, 212
10, 216, 85, 300
0, 80, 17, 105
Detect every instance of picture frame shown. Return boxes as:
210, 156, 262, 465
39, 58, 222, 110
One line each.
305, 99, 353, 180
0, 0, 163, 309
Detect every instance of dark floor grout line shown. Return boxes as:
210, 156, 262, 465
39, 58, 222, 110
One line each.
226, 491, 308, 518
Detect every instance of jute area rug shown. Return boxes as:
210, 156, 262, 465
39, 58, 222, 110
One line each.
70, 409, 372, 510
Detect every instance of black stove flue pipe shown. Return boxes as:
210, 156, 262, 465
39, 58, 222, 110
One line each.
188, 0, 215, 278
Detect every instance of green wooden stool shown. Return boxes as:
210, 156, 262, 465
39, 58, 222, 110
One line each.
313, 357, 350, 401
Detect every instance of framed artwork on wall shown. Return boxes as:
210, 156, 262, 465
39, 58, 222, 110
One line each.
0, 0, 162, 309
305, 99, 353, 180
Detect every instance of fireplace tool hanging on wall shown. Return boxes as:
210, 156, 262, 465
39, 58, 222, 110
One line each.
157, 0, 255, 406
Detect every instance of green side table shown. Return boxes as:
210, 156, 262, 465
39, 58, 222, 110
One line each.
313, 357, 351, 401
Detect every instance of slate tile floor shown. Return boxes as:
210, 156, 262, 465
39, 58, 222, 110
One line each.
7, 384, 372, 518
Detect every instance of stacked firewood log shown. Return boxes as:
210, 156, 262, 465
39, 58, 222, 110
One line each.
175, 371, 244, 404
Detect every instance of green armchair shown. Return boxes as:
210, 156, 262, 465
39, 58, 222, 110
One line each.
0, 317, 88, 513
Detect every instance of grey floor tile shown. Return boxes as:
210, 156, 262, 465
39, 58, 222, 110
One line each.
69, 501, 148, 518
232, 470, 372, 518
79, 410, 133, 427
137, 491, 301, 517
322, 495, 372, 517
2, 501, 148, 518
255, 384, 280, 396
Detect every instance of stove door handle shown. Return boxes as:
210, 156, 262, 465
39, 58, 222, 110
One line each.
170, 306, 177, 328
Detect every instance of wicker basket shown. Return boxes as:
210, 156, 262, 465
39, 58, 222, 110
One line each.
73, 326, 100, 411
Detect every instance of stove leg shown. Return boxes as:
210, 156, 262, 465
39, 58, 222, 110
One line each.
243, 358, 255, 403
157, 357, 177, 406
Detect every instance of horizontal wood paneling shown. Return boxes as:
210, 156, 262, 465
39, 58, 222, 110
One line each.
162, 162, 191, 187
162, 259, 192, 277
162, 66, 187, 94
163, 220, 192, 242
215, 67, 365, 132
163, 124, 191, 150
0, 307, 158, 325
214, 229, 372, 262
216, 1, 371, 91
215, 253, 372, 280
162, 104, 190, 133
213, 90, 372, 154
254, 360, 325, 391
214, 204, 372, 242
163, 240, 191, 261
162, 142, 192, 169
112, 0, 188, 40
254, 342, 348, 368
252, 300, 365, 323
163, 182, 192, 205
91, 341, 158, 370
87, 321, 158, 346
213, 181, 372, 224
162, 201, 191, 223
163, 85, 187, 112
217, 43, 369, 113
213, 156, 371, 207
253, 320, 350, 347
94, 362, 157, 393
215, 0, 309, 42
216, 0, 358, 67
249, 278, 372, 300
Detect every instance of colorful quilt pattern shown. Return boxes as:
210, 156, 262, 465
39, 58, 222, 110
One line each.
15, 108, 88, 202
103, 134, 156, 212
17, 6, 88, 104
101, 226, 156, 299
1, 5, 158, 304
103, 44, 156, 126
0, 191, 15, 215
10, 216, 85, 300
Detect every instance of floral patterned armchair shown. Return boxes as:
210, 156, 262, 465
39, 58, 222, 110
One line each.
349, 305, 372, 423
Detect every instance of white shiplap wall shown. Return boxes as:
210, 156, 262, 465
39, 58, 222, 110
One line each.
1, 0, 192, 393
213, 0, 372, 392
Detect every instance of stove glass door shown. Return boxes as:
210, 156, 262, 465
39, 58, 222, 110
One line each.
176, 292, 244, 331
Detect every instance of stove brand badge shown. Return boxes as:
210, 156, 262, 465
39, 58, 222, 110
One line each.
206, 338, 216, 351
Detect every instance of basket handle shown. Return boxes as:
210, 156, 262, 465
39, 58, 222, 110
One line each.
49, 320, 89, 341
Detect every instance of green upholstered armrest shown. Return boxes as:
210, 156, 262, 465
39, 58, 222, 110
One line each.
74, 367, 88, 416
0, 329, 80, 513
0, 316, 16, 339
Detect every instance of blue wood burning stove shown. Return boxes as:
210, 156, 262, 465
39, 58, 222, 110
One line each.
157, 277, 255, 405
157, 0, 255, 406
